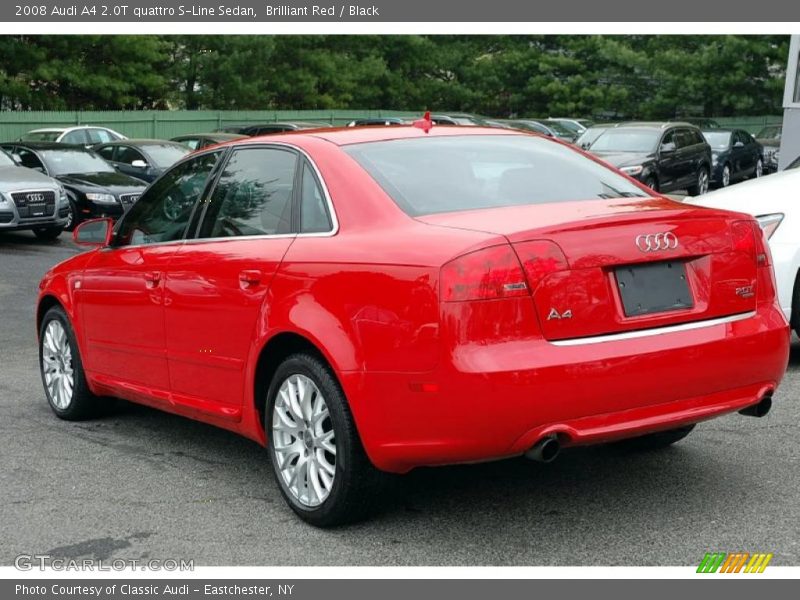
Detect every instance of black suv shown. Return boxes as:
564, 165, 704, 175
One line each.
588, 122, 712, 195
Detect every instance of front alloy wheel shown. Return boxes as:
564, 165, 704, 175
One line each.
722, 165, 731, 188
39, 306, 101, 420
266, 353, 381, 526
755, 159, 763, 178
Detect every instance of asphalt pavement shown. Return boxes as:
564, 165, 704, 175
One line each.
1, 229, 798, 567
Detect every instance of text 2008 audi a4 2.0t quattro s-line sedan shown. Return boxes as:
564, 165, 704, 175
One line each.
36, 123, 790, 526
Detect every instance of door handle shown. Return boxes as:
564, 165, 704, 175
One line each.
144, 271, 162, 288
239, 270, 262, 287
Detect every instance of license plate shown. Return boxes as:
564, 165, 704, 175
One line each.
615, 261, 693, 317
31, 205, 45, 216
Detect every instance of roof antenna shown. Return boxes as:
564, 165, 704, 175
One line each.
413, 111, 433, 134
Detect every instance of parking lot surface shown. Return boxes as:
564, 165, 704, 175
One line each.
1, 230, 799, 566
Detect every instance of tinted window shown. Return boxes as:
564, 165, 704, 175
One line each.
116, 146, 146, 165
142, 144, 191, 168
39, 149, 115, 175
591, 129, 661, 152
703, 131, 731, 149
177, 138, 201, 150
87, 128, 114, 144
114, 152, 220, 247
61, 130, 88, 145
675, 130, 695, 149
96, 145, 116, 161
344, 135, 647, 217
15, 149, 46, 171
299, 162, 332, 233
199, 147, 297, 238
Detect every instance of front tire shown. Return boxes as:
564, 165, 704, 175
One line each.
266, 353, 381, 527
38, 306, 101, 420
611, 425, 695, 452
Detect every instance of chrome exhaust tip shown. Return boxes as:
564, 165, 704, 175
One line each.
525, 435, 561, 463
739, 395, 773, 418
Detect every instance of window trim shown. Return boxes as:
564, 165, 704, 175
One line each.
186, 141, 339, 244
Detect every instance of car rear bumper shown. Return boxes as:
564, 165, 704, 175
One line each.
347, 302, 789, 473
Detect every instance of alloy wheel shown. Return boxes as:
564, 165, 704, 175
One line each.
722, 166, 731, 187
41, 320, 74, 410
756, 159, 763, 178
271, 374, 336, 508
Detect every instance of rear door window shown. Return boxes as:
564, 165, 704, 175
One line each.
199, 147, 298, 238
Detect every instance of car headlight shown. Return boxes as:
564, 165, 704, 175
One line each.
620, 165, 644, 176
756, 213, 784, 239
85, 193, 117, 205
57, 186, 68, 205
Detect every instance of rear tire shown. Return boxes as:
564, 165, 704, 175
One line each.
266, 353, 382, 527
687, 167, 710, 195
38, 306, 102, 420
611, 425, 695, 452
33, 226, 63, 241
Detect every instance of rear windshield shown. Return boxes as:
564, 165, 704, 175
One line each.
589, 129, 660, 153
343, 135, 647, 216
22, 131, 61, 142
702, 131, 732, 149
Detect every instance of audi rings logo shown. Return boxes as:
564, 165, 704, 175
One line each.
635, 232, 679, 252
26, 193, 44, 203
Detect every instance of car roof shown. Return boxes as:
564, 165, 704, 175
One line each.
173, 132, 245, 140
616, 121, 696, 129
5, 141, 89, 150
228, 125, 526, 148
95, 138, 184, 146
701, 128, 736, 133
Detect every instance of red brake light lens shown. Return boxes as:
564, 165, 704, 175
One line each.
732, 220, 769, 266
512, 240, 569, 291
441, 245, 528, 302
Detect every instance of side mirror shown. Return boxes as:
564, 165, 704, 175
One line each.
660, 142, 676, 154
73, 217, 113, 247
131, 159, 148, 169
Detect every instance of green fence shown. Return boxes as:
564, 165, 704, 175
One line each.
715, 115, 784, 135
0, 110, 424, 141
0, 110, 785, 141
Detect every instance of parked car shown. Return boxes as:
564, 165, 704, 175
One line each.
588, 122, 712, 194
574, 123, 615, 149
701, 129, 763, 188
19, 126, 126, 146
346, 117, 409, 127
217, 122, 330, 136
1, 142, 148, 230
685, 168, 800, 334
171, 132, 246, 151
501, 119, 576, 141
429, 113, 489, 126
93, 140, 191, 183
545, 118, 594, 136
37, 126, 788, 526
0, 148, 69, 240
755, 125, 782, 173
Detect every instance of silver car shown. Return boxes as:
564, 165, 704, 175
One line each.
0, 150, 69, 240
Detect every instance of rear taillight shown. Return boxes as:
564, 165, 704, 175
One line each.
512, 240, 569, 291
732, 220, 769, 266
440, 245, 529, 302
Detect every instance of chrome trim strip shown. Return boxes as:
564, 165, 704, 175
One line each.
549, 311, 756, 347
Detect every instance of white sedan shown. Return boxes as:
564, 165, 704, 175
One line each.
685, 169, 800, 334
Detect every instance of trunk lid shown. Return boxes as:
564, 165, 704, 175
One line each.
421, 198, 758, 341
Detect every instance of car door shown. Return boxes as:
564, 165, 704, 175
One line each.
113, 145, 151, 181
77, 152, 222, 399
738, 131, 758, 175
162, 145, 304, 418
656, 130, 680, 190
672, 129, 698, 188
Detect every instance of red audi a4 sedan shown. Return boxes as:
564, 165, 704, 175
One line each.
37, 125, 789, 526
